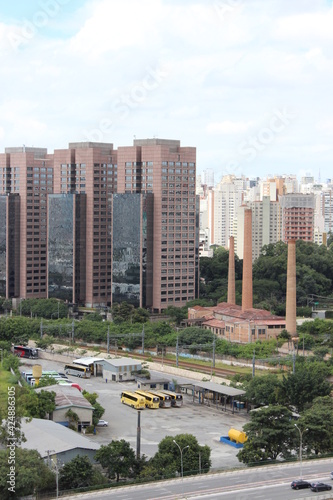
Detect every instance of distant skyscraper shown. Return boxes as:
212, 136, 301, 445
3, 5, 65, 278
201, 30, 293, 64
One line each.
203, 168, 214, 188
279, 193, 315, 242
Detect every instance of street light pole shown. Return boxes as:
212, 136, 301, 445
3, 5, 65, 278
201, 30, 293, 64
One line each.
294, 424, 308, 478
173, 440, 189, 481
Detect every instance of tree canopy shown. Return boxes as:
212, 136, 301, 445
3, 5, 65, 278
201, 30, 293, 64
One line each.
237, 405, 295, 464
95, 439, 137, 481
200, 240, 333, 312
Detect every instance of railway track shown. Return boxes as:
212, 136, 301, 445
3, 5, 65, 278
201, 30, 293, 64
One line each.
121, 351, 239, 378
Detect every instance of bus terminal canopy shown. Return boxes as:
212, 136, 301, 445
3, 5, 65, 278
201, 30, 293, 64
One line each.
179, 381, 246, 413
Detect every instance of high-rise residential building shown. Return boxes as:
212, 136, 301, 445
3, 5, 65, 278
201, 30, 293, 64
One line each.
250, 196, 282, 260
279, 193, 315, 242
210, 177, 245, 248
0, 139, 199, 313
202, 168, 214, 188
323, 189, 333, 234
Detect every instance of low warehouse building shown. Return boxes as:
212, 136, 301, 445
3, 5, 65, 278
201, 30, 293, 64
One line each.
98, 357, 142, 382
35, 385, 94, 430
21, 418, 100, 464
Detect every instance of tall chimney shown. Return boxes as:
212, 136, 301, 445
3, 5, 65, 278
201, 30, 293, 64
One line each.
286, 240, 297, 336
228, 236, 236, 304
242, 208, 253, 311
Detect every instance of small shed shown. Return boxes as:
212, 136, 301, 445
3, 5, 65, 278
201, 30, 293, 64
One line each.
137, 377, 170, 391
98, 357, 142, 382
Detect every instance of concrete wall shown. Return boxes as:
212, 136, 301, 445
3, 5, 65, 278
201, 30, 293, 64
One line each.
53, 406, 93, 425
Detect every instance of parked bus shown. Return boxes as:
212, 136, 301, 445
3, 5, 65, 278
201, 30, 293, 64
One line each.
148, 390, 172, 408
135, 390, 160, 409
162, 390, 183, 407
120, 391, 145, 410
64, 364, 91, 378
13, 346, 38, 359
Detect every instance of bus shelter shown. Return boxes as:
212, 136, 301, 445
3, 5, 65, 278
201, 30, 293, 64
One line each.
179, 381, 246, 414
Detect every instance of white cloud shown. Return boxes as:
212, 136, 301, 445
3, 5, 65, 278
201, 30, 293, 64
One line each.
0, 0, 332, 182
207, 120, 254, 134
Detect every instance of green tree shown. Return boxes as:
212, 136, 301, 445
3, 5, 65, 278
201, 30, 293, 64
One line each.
278, 363, 331, 412
299, 396, 333, 456
147, 434, 211, 478
95, 439, 137, 481
0, 448, 55, 499
165, 306, 187, 326
82, 391, 105, 425
59, 455, 94, 490
244, 373, 281, 407
237, 405, 294, 464
19, 387, 56, 419
132, 308, 150, 323
111, 302, 134, 323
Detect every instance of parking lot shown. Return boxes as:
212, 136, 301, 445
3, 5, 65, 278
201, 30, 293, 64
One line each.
21, 357, 249, 470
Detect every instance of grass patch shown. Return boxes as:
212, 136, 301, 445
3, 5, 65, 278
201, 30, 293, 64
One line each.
0, 368, 14, 414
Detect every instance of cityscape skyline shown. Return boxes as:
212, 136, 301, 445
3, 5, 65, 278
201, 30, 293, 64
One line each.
1, 0, 333, 183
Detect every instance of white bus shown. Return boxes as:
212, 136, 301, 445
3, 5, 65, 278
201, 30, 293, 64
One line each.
64, 364, 91, 378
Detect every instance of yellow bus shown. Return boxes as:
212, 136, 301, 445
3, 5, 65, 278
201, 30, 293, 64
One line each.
148, 390, 172, 408
120, 391, 146, 410
64, 364, 91, 378
162, 390, 183, 407
135, 390, 160, 409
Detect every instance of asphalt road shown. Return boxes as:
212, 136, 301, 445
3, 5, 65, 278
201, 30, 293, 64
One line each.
58, 460, 333, 499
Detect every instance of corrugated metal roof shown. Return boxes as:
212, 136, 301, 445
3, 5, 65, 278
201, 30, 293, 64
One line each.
21, 418, 99, 457
35, 385, 94, 410
181, 381, 245, 397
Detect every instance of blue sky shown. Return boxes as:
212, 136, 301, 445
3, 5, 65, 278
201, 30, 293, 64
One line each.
1, 0, 333, 184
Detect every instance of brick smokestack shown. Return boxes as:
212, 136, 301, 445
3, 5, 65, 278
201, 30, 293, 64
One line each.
242, 208, 253, 311
286, 239, 297, 336
228, 236, 236, 304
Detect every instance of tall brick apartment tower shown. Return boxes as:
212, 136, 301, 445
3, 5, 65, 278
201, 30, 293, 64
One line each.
0, 139, 198, 312
52, 142, 117, 307
117, 139, 199, 312
0, 147, 53, 299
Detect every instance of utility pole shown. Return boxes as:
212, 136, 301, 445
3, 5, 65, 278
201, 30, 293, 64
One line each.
136, 410, 141, 459
71, 319, 75, 343
142, 324, 145, 354
252, 349, 255, 377
107, 326, 110, 354
212, 336, 216, 368
176, 336, 179, 368
40, 319, 43, 339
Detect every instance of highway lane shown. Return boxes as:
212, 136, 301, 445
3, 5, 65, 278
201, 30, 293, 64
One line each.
59, 460, 333, 499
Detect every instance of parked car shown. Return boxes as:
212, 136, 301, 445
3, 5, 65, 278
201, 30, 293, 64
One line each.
96, 420, 108, 427
290, 479, 311, 490
310, 482, 332, 492
330, 471, 333, 480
